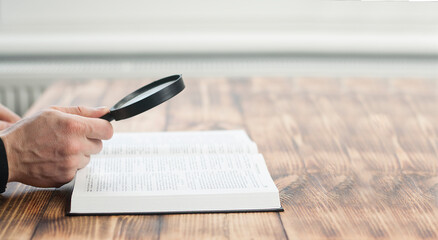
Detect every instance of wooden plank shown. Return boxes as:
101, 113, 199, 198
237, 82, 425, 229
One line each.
0, 184, 54, 239
234, 77, 438, 239
1, 77, 438, 239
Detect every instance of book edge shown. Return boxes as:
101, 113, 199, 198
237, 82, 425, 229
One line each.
67, 207, 284, 216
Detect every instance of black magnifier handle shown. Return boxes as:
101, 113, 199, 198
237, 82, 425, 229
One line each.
100, 112, 114, 122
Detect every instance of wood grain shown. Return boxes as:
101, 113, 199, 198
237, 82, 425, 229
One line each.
1, 77, 437, 239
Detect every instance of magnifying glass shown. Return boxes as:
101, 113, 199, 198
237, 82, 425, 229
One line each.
100, 74, 185, 122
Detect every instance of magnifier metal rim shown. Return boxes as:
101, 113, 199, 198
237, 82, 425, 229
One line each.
109, 74, 184, 121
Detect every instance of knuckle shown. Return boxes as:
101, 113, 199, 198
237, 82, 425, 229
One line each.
63, 157, 79, 170
60, 141, 82, 156
39, 109, 62, 125
68, 142, 82, 155
63, 118, 84, 134
40, 108, 58, 118
75, 106, 85, 115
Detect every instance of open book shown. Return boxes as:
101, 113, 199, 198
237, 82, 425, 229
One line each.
69, 130, 282, 215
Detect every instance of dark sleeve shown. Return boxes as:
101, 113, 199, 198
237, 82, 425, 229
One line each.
0, 137, 8, 193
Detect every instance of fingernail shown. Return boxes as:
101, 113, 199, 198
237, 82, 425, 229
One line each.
96, 106, 108, 110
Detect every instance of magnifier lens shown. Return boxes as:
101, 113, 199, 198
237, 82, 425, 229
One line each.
100, 75, 184, 122
120, 80, 177, 108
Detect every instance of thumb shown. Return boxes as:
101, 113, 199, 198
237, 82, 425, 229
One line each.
50, 106, 110, 118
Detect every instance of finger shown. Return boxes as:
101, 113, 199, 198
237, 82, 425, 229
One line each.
0, 104, 21, 123
79, 117, 114, 140
0, 120, 13, 130
81, 138, 103, 156
51, 106, 110, 118
77, 155, 91, 169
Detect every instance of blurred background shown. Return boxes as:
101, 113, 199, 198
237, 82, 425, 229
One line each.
0, 0, 437, 115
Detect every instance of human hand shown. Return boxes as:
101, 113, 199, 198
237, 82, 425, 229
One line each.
0, 106, 113, 188
0, 104, 21, 130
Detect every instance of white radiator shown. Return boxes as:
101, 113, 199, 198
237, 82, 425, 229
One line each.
0, 81, 46, 116
0, 55, 437, 116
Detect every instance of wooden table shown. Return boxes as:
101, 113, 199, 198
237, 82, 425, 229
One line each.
1, 77, 438, 239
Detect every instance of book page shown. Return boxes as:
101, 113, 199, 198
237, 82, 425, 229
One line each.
73, 154, 276, 195
104, 130, 252, 145
101, 143, 258, 155
100, 130, 258, 155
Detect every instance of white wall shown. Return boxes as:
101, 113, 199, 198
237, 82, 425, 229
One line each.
1, 0, 438, 55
